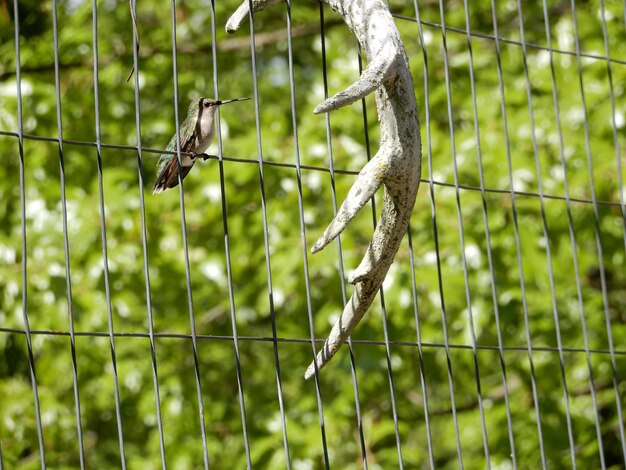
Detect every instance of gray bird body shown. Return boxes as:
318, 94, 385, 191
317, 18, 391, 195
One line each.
153, 97, 249, 193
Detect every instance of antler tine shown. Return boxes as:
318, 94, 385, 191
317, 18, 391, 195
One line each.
313, 48, 398, 114
304, 185, 414, 378
225, 0, 282, 34
310, 151, 389, 254
227, 0, 422, 379
304, 280, 377, 379
305, 154, 420, 378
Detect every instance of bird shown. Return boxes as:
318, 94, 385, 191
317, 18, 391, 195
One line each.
153, 97, 250, 193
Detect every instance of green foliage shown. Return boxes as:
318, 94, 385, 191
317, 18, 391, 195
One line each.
1, 0, 625, 468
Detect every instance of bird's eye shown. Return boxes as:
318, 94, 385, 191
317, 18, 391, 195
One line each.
203, 102, 211, 108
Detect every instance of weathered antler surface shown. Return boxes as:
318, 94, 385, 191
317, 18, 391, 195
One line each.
227, 0, 421, 379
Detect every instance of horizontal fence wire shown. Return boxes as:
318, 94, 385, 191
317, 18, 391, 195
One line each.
2, 1, 625, 469
0, 326, 624, 356
0, 131, 624, 207
393, 13, 626, 66
0, 131, 622, 208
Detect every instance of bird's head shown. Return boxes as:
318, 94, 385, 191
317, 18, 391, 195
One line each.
188, 97, 251, 118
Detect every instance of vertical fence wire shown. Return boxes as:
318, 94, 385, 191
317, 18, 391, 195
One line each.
569, 3, 626, 467
457, 1, 519, 466
598, 1, 626, 254
408, 3, 438, 468
283, 1, 331, 467
245, 1, 293, 467
489, 1, 549, 467
597, 0, 626, 464
355, 43, 405, 469
602, 0, 626, 305
620, 0, 626, 68
208, 2, 253, 467
515, 1, 578, 467
435, 1, 491, 466
406, 225, 435, 467
413, 1, 465, 466
539, 1, 606, 466
318, 4, 369, 469
168, 2, 211, 467
128, 1, 168, 467
50, 1, 86, 468
12, 1, 47, 468
90, 0, 128, 467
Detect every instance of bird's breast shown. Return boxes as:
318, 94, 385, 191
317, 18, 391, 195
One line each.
194, 115, 215, 154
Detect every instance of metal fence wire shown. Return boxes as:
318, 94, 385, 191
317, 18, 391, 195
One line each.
1, 0, 625, 468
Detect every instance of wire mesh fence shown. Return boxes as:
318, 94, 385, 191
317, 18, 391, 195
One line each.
1, 0, 625, 468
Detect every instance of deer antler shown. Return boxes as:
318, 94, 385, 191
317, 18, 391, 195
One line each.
227, 0, 421, 379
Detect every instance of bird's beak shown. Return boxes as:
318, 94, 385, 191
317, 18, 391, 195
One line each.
215, 97, 251, 106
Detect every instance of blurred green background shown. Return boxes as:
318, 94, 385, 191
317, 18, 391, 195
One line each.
1, 0, 625, 468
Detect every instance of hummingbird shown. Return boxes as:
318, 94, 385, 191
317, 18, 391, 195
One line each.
153, 97, 250, 193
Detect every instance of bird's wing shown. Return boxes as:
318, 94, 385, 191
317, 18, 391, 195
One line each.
156, 130, 195, 168
153, 131, 197, 193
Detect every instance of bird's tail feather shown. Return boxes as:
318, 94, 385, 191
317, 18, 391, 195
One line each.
153, 159, 193, 193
